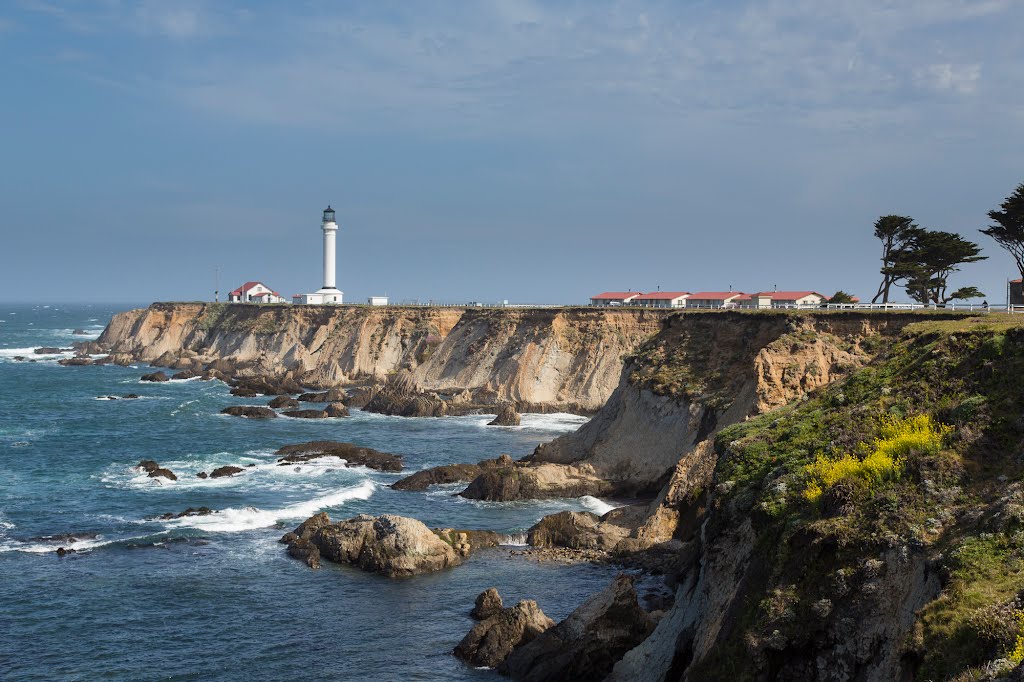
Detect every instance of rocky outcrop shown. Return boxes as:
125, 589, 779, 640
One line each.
527, 506, 649, 552
391, 454, 514, 491
472, 588, 503, 620
282, 409, 328, 419
275, 441, 403, 472
454, 596, 556, 669
95, 303, 669, 411
297, 388, 346, 403
137, 459, 176, 481
268, 395, 299, 409
140, 371, 169, 382
220, 406, 277, 419
488, 402, 522, 426
432, 528, 504, 557
459, 462, 613, 501
58, 356, 93, 366
324, 403, 349, 418
503, 574, 656, 680
282, 513, 461, 577
209, 466, 243, 478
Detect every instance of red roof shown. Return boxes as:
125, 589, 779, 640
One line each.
754, 291, 824, 300
230, 281, 266, 296
688, 292, 744, 300
591, 292, 643, 300
633, 292, 690, 300
1013, 279, 1022, 284
248, 290, 281, 298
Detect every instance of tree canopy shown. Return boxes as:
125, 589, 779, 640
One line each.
828, 291, 856, 304
980, 182, 1024, 279
900, 230, 986, 304
872, 215, 921, 303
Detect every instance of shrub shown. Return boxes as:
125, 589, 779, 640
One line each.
803, 414, 951, 503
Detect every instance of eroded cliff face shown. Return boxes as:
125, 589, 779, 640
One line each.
97, 303, 668, 411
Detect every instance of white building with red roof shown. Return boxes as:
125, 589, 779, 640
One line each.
632, 292, 691, 308
686, 292, 745, 308
590, 292, 643, 307
228, 281, 286, 304
744, 291, 825, 308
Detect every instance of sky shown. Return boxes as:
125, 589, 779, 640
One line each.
1, 0, 1023, 305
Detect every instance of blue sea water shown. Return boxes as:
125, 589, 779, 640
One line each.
0, 304, 621, 681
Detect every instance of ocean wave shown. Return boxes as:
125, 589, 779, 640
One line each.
578, 495, 621, 516
163, 480, 377, 532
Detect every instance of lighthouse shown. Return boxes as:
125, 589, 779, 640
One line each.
293, 205, 344, 305
321, 205, 338, 291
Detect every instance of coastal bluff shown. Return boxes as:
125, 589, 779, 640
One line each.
95, 302, 670, 412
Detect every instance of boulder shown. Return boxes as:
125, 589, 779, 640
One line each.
34, 347, 66, 354
209, 465, 244, 478
282, 409, 328, 419
324, 403, 350, 418
275, 442, 403, 472
501, 574, 657, 680
56, 547, 76, 557
141, 371, 169, 382
472, 588, 504, 620
268, 395, 300, 409
72, 328, 88, 335
286, 513, 462, 577
196, 472, 208, 479
279, 511, 332, 570
297, 388, 346, 403
230, 387, 259, 397
433, 528, 504, 557
170, 370, 200, 380
220, 406, 277, 419
488, 403, 522, 427
460, 462, 612, 502
454, 599, 556, 668
156, 506, 214, 520
137, 459, 177, 481
122, 394, 140, 400
526, 507, 647, 552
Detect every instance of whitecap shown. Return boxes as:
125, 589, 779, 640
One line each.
163, 480, 376, 533
578, 495, 621, 516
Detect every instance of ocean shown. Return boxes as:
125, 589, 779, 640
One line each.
0, 303, 620, 681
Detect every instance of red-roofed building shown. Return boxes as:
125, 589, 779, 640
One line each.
228, 281, 287, 304
744, 291, 825, 308
632, 292, 691, 308
590, 292, 642, 307
686, 292, 745, 308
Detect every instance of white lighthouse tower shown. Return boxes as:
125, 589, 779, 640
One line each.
293, 205, 344, 305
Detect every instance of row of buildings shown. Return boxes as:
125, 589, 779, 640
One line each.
590, 290, 830, 309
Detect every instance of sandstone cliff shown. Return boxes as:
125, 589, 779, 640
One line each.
96, 303, 668, 411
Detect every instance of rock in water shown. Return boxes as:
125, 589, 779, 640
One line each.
275, 441, 403, 472
282, 409, 328, 419
137, 459, 177, 481
283, 513, 461, 577
140, 371, 169, 382
268, 395, 299, 409
488, 403, 522, 426
324, 402, 349, 418
58, 357, 93, 366
391, 454, 515, 491
220, 406, 277, 419
454, 599, 555, 668
472, 588, 504, 620
209, 466, 244, 478
501, 574, 656, 680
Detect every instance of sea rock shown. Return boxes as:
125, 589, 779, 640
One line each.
58, 357, 93, 366
220, 406, 277, 419
196, 472, 208, 479
56, 547, 76, 557
34, 347, 66, 354
324, 403, 350, 418
280, 511, 331, 569
268, 395, 300, 409
454, 599, 556, 668
297, 388, 346, 403
282, 409, 328, 419
472, 588, 504, 620
137, 459, 177, 481
391, 454, 515, 491
527, 506, 647, 552
275, 441, 404, 472
286, 513, 461, 577
141, 371, 169, 382
230, 387, 259, 397
501, 574, 656, 680
433, 528, 504, 557
459, 462, 612, 502
123, 394, 140, 399
72, 328, 88, 335
156, 506, 214, 520
170, 369, 200, 380
209, 466, 244, 478
488, 403, 522, 427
